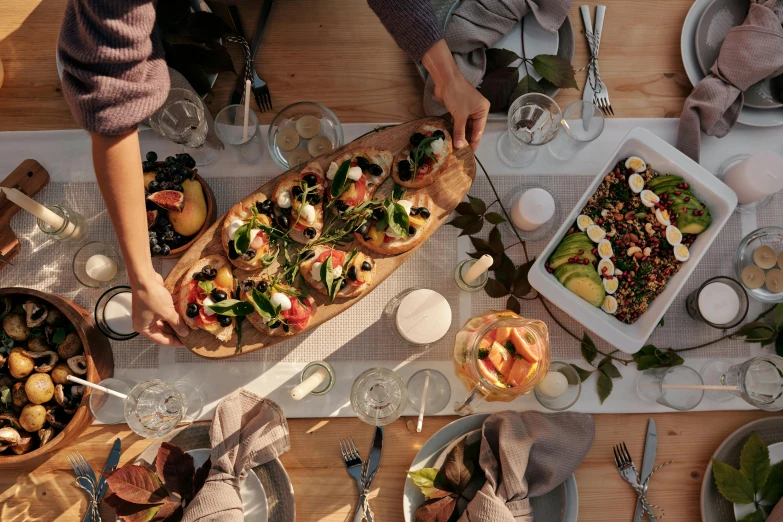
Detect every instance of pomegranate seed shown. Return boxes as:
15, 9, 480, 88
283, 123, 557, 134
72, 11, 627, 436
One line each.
547, 268, 554, 273
578, 249, 585, 255
624, 300, 631, 305
597, 218, 604, 225
601, 267, 607, 273
611, 256, 616, 262
583, 259, 590, 265
683, 183, 689, 189
682, 207, 687, 213
592, 248, 598, 255
675, 190, 682, 196
662, 193, 668, 199
545, 262, 550, 268
684, 196, 691, 202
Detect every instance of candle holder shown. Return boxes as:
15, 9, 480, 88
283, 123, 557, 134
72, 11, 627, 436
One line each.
36, 204, 88, 241
501, 184, 561, 242
73, 242, 122, 288
95, 286, 138, 341
533, 361, 582, 411
382, 288, 452, 347
454, 259, 489, 293
717, 154, 775, 214
734, 227, 783, 303
686, 276, 748, 329
300, 361, 335, 396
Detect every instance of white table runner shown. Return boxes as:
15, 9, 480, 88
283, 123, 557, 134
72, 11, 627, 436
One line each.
0, 119, 781, 418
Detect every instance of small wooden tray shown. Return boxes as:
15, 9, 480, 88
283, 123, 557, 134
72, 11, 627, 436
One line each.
0, 160, 50, 265
164, 117, 477, 359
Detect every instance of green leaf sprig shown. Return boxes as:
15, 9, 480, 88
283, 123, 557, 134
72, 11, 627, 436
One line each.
205, 299, 254, 317
409, 136, 439, 177
234, 207, 261, 255
320, 249, 358, 302
329, 160, 352, 200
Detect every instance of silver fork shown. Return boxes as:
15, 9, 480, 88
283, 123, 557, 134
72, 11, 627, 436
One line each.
592, 6, 614, 116
248, 0, 274, 112
68, 453, 99, 522
613, 442, 657, 522
340, 438, 374, 522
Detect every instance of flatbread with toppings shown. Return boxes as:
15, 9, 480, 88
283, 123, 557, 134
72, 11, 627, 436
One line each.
239, 278, 318, 337
326, 147, 393, 213
392, 121, 454, 189
177, 255, 236, 342
272, 161, 326, 244
354, 192, 435, 255
300, 246, 377, 299
222, 194, 275, 270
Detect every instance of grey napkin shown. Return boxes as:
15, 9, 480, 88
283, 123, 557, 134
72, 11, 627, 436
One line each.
423, 0, 572, 116
676, 0, 783, 162
769, 498, 783, 522
457, 411, 595, 522
182, 390, 290, 522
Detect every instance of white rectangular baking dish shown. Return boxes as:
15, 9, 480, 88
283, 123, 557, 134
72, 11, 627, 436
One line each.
528, 127, 738, 353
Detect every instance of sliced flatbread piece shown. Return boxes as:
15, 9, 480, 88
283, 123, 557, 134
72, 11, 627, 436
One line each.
272, 161, 325, 244
176, 255, 235, 342
327, 147, 393, 212
355, 192, 436, 255
392, 120, 454, 189
222, 194, 275, 270
300, 246, 377, 299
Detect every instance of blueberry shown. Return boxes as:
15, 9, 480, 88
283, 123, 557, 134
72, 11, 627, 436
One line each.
356, 156, 370, 170
277, 215, 290, 229
148, 180, 160, 192
142, 161, 153, 171
165, 156, 177, 166
304, 227, 317, 239
146, 151, 158, 162
183, 155, 196, 169
292, 186, 303, 198
372, 207, 385, 220
302, 173, 318, 187
151, 244, 162, 255
361, 261, 372, 271
160, 244, 171, 256
410, 133, 425, 146
335, 200, 349, 212
218, 315, 232, 326
347, 265, 358, 281
432, 130, 446, 140
408, 226, 416, 236
186, 303, 199, 318
256, 280, 268, 293
307, 193, 321, 204
418, 208, 431, 219
368, 164, 383, 177
211, 289, 227, 302
241, 248, 256, 261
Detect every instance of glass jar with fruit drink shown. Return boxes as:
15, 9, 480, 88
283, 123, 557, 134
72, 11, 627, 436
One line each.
453, 311, 550, 415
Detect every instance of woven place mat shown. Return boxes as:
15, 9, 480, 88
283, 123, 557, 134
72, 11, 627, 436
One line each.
757, 191, 783, 229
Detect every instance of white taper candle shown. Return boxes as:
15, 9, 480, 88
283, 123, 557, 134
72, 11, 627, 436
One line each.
291, 367, 329, 400
463, 254, 493, 284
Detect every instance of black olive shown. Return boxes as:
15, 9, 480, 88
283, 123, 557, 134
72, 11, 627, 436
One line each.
410, 207, 420, 216
307, 193, 321, 204
356, 156, 370, 169
228, 240, 240, 260
410, 132, 425, 146
186, 303, 199, 318
433, 130, 446, 139
418, 208, 431, 219
302, 173, 318, 187
257, 200, 274, 216
398, 159, 411, 173
277, 215, 290, 229
268, 319, 281, 329
408, 226, 416, 236
241, 248, 256, 261
372, 207, 385, 220
292, 186, 303, 198
240, 279, 255, 292
397, 168, 412, 182
256, 280, 268, 293
202, 266, 217, 280
340, 279, 347, 289
304, 227, 317, 239
218, 315, 232, 326
192, 271, 205, 281
356, 224, 369, 236
300, 249, 315, 261
363, 235, 372, 241
335, 200, 349, 212
368, 164, 383, 177
347, 265, 358, 281
361, 261, 372, 271
281, 206, 292, 215
282, 323, 290, 333
211, 289, 227, 302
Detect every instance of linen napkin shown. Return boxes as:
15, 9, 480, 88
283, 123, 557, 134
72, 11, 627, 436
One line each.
769, 497, 783, 522
457, 411, 595, 522
182, 390, 290, 522
423, 0, 572, 116
676, 0, 783, 162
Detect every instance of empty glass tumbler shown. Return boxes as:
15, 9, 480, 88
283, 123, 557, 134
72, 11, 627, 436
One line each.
148, 88, 218, 165
547, 101, 605, 160
215, 104, 265, 163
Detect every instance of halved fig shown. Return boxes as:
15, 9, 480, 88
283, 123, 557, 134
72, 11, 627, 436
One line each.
147, 190, 185, 212
146, 209, 158, 229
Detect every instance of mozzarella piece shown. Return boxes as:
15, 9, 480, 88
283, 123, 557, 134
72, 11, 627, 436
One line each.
655, 208, 671, 226
674, 244, 690, 262
397, 199, 413, 215
640, 190, 660, 208
576, 214, 594, 232
228, 219, 244, 239
326, 162, 339, 180
311, 262, 323, 282
277, 191, 292, 209
625, 156, 647, 173
603, 278, 619, 294
597, 239, 613, 259
665, 225, 682, 246
430, 138, 444, 154
202, 297, 216, 316
249, 228, 261, 243
270, 292, 292, 311
332, 265, 343, 278
301, 204, 316, 224
347, 166, 363, 181
386, 226, 405, 240
586, 225, 606, 243
601, 295, 618, 314
628, 174, 645, 194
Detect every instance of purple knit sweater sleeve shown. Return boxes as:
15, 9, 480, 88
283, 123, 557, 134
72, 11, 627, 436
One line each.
57, 0, 170, 135
367, 0, 444, 62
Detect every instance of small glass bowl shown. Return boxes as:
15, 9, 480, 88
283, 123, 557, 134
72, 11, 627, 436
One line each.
73, 242, 123, 288
734, 226, 783, 303
533, 361, 582, 411
454, 259, 489, 292
267, 102, 343, 170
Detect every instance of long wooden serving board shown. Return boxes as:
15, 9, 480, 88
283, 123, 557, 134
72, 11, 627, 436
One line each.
164, 117, 476, 359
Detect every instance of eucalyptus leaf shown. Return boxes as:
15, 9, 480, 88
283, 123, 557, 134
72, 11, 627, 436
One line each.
712, 459, 756, 504
597, 370, 613, 404
532, 54, 578, 90
330, 160, 351, 199
205, 299, 254, 317
740, 432, 771, 492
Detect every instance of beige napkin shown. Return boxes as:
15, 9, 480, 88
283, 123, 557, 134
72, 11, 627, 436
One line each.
457, 411, 594, 522
770, 498, 783, 522
676, 0, 783, 162
423, 0, 572, 116
182, 390, 290, 522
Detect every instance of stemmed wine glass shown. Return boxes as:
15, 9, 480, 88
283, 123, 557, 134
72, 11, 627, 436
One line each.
497, 93, 561, 168
701, 355, 783, 410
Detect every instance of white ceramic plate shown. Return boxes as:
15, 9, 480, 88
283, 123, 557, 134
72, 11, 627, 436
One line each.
187, 449, 268, 522
733, 442, 783, 520
403, 414, 578, 522
528, 127, 738, 353
681, 0, 783, 127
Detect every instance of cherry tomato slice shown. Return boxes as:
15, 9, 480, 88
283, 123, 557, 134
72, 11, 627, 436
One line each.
340, 175, 367, 207
315, 249, 346, 266
199, 308, 218, 325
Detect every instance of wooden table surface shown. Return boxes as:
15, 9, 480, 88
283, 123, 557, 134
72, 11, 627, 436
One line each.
0, 1, 775, 521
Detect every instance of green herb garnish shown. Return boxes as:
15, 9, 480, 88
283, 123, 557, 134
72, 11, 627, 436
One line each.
329, 160, 351, 199
386, 200, 410, 239
198, 280, 215, 294
205, 299, 254, 317
478, 349, 489, 359
249, 288, 280, 323
51, 328, 66, 345
409, 136, 439, 174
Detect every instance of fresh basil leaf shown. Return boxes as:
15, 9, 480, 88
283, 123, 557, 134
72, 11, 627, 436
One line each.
392, 184, 407, 200
198, 281, 215, 294
205, 299, 254, 317
52, 328, 67, 345
322, 255, 337, 297
387, 202, 410, 239
234, 223, 251, 254
249, 289, 276, 321
344, 249, 358, 270
330, 160, 351, 199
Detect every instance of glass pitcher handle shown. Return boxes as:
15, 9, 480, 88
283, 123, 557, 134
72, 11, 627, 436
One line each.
454, 382, 491, 416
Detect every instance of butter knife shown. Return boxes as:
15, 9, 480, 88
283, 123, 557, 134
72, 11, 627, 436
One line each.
353, 427, 383, 522
97, 438, 122, 501
580, 6, 596, 131
634, 419, 657, 521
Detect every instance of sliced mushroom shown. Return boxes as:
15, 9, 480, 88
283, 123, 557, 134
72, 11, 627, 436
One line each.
11, 382, 28, 408
27, 336, 50, 353
46, 406, 70, 429
0, 426, 21, 447
67, 355, 87, 375
54, 384, 78, 411
71, 385, 85, 398
23, 301, 48, 328
10, 431, 35, 455
22, 350, 58, 373
38, 425, 56, 446
0, 412, 21, 430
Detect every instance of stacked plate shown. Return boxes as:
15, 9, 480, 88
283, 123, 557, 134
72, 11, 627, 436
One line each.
681, 0, 783, 127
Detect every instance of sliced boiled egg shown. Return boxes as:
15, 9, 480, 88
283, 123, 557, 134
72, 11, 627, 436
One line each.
603, 278, 619, 294
674, 244, 690, 262
628, 174, 645, 194
586, 225, 606, 243
625, 156, 647, 173
577, 214, 594, 231
597, 239, 613, 259
665, 225, 682, 246
598, 259, 615, 277
640, 190, 660, 208
601, 295, 618, 314
655, 208, 671, 226
270, 292, 292, 311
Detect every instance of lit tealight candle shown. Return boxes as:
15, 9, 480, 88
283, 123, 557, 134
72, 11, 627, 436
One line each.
742, 265, 766, 290
779, 251, 783, 270
511, 188, 555, 231
537, 371, 568, 399
698, 281, 740, 325
296, 115, 321, 139
85, 254, 118, 283
754, 245, 778, 269
766, 269, 783, 294
396, 289, 452, 345
104, 292, 135, 336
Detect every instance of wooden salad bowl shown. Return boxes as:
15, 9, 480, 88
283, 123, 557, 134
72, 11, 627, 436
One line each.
0, 288, 114, 467
164, 117, 477, 359
160, 173, 218, 259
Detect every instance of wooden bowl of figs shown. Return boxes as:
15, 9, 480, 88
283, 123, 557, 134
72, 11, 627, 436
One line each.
0, 288, 113, 465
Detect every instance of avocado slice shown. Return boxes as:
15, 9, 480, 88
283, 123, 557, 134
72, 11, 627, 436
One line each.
677, 211, 712, 234
554, 262, 599, 284
648, 175, 683, 191
549, 249, 597, 270
558, 232, 594, 249
562, 270, 606, 307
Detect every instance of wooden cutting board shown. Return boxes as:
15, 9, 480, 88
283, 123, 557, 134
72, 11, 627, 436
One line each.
0, 159, 50, 266
164, 117, 477, 359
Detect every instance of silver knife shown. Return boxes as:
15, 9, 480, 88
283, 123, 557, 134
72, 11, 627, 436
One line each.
580, 6, 596, 130
634, 419, 657, 521
353, 427, 383, 522
97, 438, 122, 501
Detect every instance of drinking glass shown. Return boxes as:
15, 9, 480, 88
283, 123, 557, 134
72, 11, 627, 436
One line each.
533, 361, 582, 411
497, 93, 561, 168
89, 378, 135, 424
148, 88, 218, 165
124, 380, 186, 438
636, 365, 704, 411
547, 101, 605, 160
685, 276, 748, 329
407, 369, 452, 415
94, 286, 138, 341
350, 368, 408, 426
215, 104, 265, 163
701, 356, 783, 410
